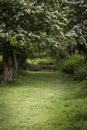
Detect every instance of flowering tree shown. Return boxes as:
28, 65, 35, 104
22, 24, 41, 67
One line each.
0, 0, 68, 83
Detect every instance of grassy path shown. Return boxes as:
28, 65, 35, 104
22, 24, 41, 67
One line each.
0, 71, 87, 130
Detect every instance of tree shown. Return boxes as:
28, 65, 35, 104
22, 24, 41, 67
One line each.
0, 0, 68, 83
65, 0, 87, 61
0, 0, 28, 83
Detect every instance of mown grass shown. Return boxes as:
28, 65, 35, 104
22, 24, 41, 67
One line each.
0, 71, 87, 130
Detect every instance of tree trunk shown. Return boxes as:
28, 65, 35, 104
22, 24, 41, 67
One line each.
84, 54, 87, 63
1, 50, 14, 84
1, 48, 27, 83
13, 51, 18, 74
17, 55, 27, 71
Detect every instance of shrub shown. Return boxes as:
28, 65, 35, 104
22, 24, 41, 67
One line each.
28, 64, 42, 71
41, 64, 56, 71
27, 57, 56, 65
58, 55, 83, 74
27, 57, 56, 71
74, 64, 87, 80
38, 61, 54, 65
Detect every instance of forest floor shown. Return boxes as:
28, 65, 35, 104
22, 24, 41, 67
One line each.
0, 71, 87, 130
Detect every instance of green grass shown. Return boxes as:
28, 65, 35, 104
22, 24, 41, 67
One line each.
0, 71, 87, 130
27, 57, 56, 65
26, 57, 57, 71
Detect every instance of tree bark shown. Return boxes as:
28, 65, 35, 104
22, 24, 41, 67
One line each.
17, 55, 27, 71
12, 51, 18, 74
1, 48, 27, 83
84, 54, 87, 63
1, 50, 14, 84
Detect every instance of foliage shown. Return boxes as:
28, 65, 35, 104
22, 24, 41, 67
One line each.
65, 0, 87, 56
0, 0, 69, 82
27, 57, 56, 71
74, 64, 87, 81
28, 64, 42, 71
27, 57, 56, 65
0, 0, 68, 83
0, 55, 2, 61
0, 0, 68, 58
58, 55, 83, 74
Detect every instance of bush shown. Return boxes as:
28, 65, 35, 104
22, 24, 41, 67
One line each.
38, 61, 54, 65
74, 64, 87, 80
58, 55, 83, 74
28, 64, 42, 71
37, 58, 56, 65
27, 57, 57, 71
27, 57, 56, 65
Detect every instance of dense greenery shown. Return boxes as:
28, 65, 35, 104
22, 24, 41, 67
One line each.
66, 0, 87, 60
0, 0, 87, 83
0, 0, 68, 83
57, 55, 83, 74
74, 64, 87, 81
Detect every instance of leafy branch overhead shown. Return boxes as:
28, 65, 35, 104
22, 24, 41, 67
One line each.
0, 0, 68, 51
0, 0, 87, 83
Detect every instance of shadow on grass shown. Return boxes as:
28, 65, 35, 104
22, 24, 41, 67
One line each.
1, 71, 87, 100
4, 71, 61, 88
